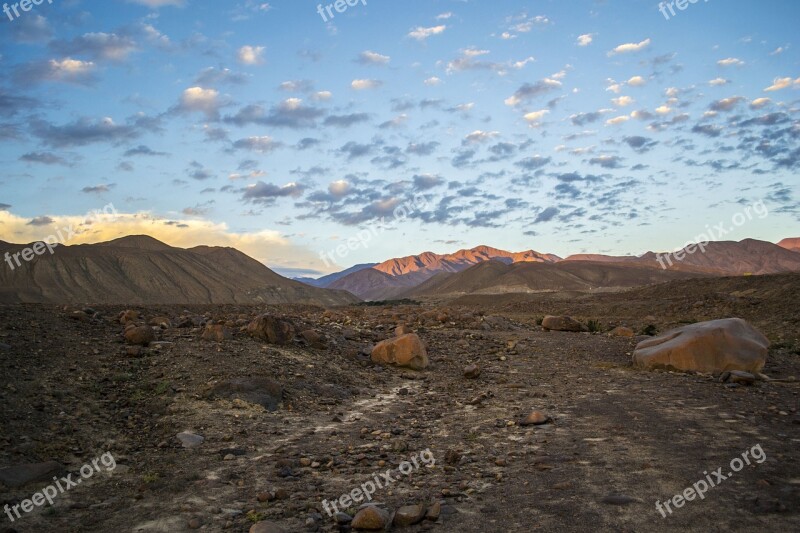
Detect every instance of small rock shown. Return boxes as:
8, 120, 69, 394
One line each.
351, 506, 390, 530
188, 518, 202, 529
609, 326, 634, 337
393, 504, 427, 527
176, 432, 204, 449
541, 316, 588, 332
520, 411, 551, 426
463, 364, 481, 379
425, 502, 441, 521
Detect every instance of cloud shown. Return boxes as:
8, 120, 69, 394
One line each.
50, 32, 137, 62
195, 67, 249, 86
504, 78, 562, 106
232, 136, 283, 153
15, 58, 96, 85
351, 79, 382, 90
20, 152, 72, 166
463, 130, 499, 145
408, 25, 446, 41
709, 77, 730, 86
612, 96, 635, 107
413, 174, 444, 190
124, 145, 168, 157
224, 99, 324, 128
750, 97, 771, 109
533, 207, 559, 223
242, 181, 305, 203
357, 51, 390, 65
577, 33, 594, 47
589, 155, 623, 168
524, 109, 549, 125
323, 113, 371, 128
764, 77, 800, 91
175, 87, 223, 119
608, 38, 651, 56
623, 136, 658, 153
424, 77, 442, 86
82, 184, 114, 194
31, 116, 142, 148
709, 96, 744, 112
717, 57, 745, 67
238, 45, 265, 65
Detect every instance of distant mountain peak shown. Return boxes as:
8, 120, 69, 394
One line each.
97, 235, 174, 251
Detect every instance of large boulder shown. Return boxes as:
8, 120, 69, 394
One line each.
371, 333, 429, 370
246, 315, 296, 345
632, 318, 769, 373
542, 315, 587, 332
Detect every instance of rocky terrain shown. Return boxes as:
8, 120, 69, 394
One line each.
0, 274, 798, 532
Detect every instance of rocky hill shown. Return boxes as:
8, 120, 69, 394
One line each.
0, 235, 359, 305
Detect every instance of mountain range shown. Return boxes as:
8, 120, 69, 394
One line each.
304, 238, 800, 300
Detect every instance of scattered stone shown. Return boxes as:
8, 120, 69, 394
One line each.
632, 318, 769, 373
425, 502, 441, 521
188, 517, 202, 529
463, 364, 481, 379
395, 324, 411, 336
124, 325, 155, 346
371, 333, 429, 370
300, 329, 327, 349
351, 505, 390, 531
334, 512, 352, 525
0, 461, 62, 488
148, 316, 172, 329
201, 324, 232, 342
542, 316, 588, 332
246, 315, 296, 345
444, 449, 462, 466
118, 310, 140, 325
176, 432, 204, 448
609, 326, 634, 337
394, 504, 427, 527
520, 411, 551, 426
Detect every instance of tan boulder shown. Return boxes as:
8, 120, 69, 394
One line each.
351, 506, 390, 530
201, 324, 232, 342
609, 326, 634, 337
246, 315, 295, 345
371, 333, 429, 370
124, 325, 155, 346
633, 318, 768, 373
542, 315, 587, 332
118, 310, 140, 325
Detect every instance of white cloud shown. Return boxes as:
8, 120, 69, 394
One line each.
764, 76, 800, 91
351, 79, 382, 90
577, 33, 594, 47
238, 45, 265, 65
750, 97, 771, 109
612, 96, 635, 107
605, 115, 630, 125
424, 77, 442, 86
717, 57, 744, 67
608, 38, 651, 56
627, 76, 646, 87
408, 25, 446, 41
358, 50, 390, 65
709, 77, 730, 86
524, 109, 549, 125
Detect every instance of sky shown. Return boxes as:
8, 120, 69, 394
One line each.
0, 0, 798, 278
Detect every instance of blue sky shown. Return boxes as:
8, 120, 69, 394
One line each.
0, 0, 798, 277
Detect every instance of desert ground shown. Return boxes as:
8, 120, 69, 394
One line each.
1, 274, 798, 533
